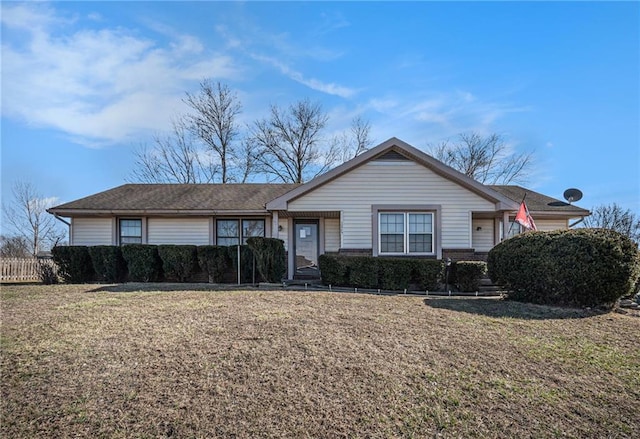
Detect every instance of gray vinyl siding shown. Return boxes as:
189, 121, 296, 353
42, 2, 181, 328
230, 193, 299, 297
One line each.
288, 160, 495, 249
472, 219, 494, 252
147, 218, 210, 245
325, 218, 340, 252
72, 218, 113, 246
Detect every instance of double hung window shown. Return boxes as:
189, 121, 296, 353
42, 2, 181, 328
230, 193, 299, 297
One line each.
216, 219, 265, 246
119, 219, 142, 244
379, 212, 433, 254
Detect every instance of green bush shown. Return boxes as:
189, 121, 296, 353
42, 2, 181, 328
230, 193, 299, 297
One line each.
379, 258, 412, 290
52, 246, 95, 283
227, 245, 255, 283
488, 229, 640, 308
197, 246, 230, 283
246, 237, 286, 283
88, 246, 127, 283
158, 245, 198, 282
412, 259, 444, 291
455, 261, 487, 292
319, 255, 444, 291
347, 256, 379, 289
319, 254, 349, 286
121, 244, 163, 282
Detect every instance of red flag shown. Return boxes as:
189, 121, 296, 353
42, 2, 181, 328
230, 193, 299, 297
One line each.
515, 201, 537, 231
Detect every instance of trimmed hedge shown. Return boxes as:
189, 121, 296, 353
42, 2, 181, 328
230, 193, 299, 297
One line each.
246, 237, 286, 283
88, 246, 127, 283
413, 259, 444, 291
455, 261, 487, 292
318, 254, 349, 286
227, 245, 255, 283
158, 245, 198, 282
52, 246, 95, 284
197, 246, 230, 283
121, 244, 163, 282
488, 229, 640, 308
318, 255, 444, 291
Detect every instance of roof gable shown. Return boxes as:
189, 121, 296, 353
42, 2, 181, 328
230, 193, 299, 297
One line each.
266, 137, 519, 210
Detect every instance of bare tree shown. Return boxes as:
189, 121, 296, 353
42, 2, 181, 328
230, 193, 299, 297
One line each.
129, 117, 218, 183
184, 80, 242, 183
428, 132, 534, 184
0, 235, 31, 258
2, 181, 66, 256
336, 116, 374, 162
583, 203, 640, 244
251, 99, 339, 183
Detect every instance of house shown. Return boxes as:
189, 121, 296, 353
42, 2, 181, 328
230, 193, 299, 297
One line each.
48, 138, 590, 280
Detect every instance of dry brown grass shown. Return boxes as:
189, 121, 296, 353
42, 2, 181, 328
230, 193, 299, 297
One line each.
1, 284, 638, 438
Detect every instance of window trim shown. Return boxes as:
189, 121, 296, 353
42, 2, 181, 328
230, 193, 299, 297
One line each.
372, 205, 441, 258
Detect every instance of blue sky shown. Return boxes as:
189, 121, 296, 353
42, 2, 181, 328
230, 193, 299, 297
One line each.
2, 1, 639, 229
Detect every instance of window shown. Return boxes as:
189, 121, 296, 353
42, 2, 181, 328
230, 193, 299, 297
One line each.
216, 219, 265, 246
217, 220, 239, 246
120, 219, 142, 244
242, 219, 265, 244
379, 212, 433, 254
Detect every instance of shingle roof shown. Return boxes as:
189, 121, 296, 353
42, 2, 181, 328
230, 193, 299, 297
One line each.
490, 185, 590, 215
49, 184, 298, 214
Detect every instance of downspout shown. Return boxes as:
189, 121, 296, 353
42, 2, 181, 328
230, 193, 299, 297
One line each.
569, 217, 585, 228
52, 214, 71, 245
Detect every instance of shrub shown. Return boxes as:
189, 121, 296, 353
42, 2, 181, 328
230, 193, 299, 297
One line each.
38, 260, 58, 285
227, 245, 255, 283
412, 259, 444, 291
488, 229, 640, 308
158, 245, 198, 282
319, 255, 444, 291
455, 261, 487, 292
319, 254, 349, 286
88, 246, 127, 283
121, 244, 163, 282
197, 246, 230, 283
52, 246, 95, 283
379, 258, 412, 291
347, 256, 379, 289
246, 237, 287, 283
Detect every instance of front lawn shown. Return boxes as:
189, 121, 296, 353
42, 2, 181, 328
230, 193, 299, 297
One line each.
1, 284, 638, 438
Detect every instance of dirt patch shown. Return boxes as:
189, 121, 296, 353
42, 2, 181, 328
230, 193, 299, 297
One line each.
2, 284, 638, 438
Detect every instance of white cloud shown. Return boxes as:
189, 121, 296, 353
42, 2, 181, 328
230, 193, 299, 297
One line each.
249, 53, 356, 98
1, 3, 238, 146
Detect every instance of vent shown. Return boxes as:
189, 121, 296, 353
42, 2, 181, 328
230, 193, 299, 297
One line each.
374, 150, 410, 161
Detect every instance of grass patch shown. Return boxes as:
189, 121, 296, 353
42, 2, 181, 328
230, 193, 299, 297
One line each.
1, 284, 638, 438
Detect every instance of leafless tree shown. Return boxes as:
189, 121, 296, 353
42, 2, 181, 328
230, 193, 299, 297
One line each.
184, 80, 242, 183
251, 99, 339, 183
335, 116, 374, 162
0, 235, 31, 258
428, 132, 534, 184
2, 181, 66, 256
583, 203, 640, 244
129, 117, 218, 183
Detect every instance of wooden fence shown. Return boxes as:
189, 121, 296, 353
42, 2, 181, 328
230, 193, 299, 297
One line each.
0, 258, 57, 283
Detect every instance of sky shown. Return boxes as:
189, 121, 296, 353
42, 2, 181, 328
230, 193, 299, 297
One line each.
1, 1, 639, 233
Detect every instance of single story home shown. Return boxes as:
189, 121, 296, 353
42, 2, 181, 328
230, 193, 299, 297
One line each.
48, 137, 590, 280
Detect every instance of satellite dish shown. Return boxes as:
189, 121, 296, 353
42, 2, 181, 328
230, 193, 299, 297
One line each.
563, 188, 583, 204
